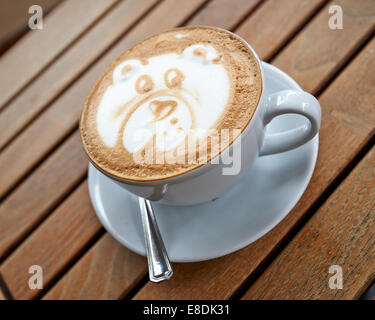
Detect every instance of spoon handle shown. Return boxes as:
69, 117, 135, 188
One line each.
138, 197, 173, 282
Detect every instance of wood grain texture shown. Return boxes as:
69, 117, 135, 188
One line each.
243, 147, 375, 300
0, 132, 87, 259
0, 0, 118, 109
43, 234, 147, 300
236, 0, 328, 61
0, 0, 61, 53
187, 0, 262, 30
0, 182, 102, 300
0, 0, 206, 200
0, 0, 159, 150
133, 38, 375, 299
273, 0, 375, 93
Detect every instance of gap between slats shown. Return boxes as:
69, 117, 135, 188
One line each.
0, 273, 13, 300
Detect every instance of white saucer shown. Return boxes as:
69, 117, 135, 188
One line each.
88, 62, 319, 262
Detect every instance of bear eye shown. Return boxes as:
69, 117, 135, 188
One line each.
164, 68, 185, 88
135, 75, 154, 94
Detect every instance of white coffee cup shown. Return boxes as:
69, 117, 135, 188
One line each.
89, 28, 321, 206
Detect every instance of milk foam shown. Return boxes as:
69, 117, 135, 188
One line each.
96, 44, 230, 153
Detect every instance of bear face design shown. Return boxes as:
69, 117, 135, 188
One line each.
96, 44, 231, 153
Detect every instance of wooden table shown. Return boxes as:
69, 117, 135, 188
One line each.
0, 0, 374, 300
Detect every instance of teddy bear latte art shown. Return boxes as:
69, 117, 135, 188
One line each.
80, 27, 262, 181
97, 44, 230, 154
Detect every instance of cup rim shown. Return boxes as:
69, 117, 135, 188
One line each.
80, 25, 265, 184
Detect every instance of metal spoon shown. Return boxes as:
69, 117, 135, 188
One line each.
138, 197, 173, 282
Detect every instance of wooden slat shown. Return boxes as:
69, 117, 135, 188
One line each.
0, 0, 206, 199
41, 0, 338, 300
236, 0, 328, 61
0, 132, 87, 259
0, 0, 61, 53
243, 147, 375, 300
273, 0, 375, 93
0, 0, 159, 150
186, 0, 262, 29
43, 234, 147, 300
0, 182, 102, 300
0, 0, 118, 109
133, 37, 375, 299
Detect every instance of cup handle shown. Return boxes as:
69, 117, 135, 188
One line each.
259, 90, 321, 156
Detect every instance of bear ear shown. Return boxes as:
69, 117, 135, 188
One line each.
183, 44, 222, 64
113, 59, 143, 84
